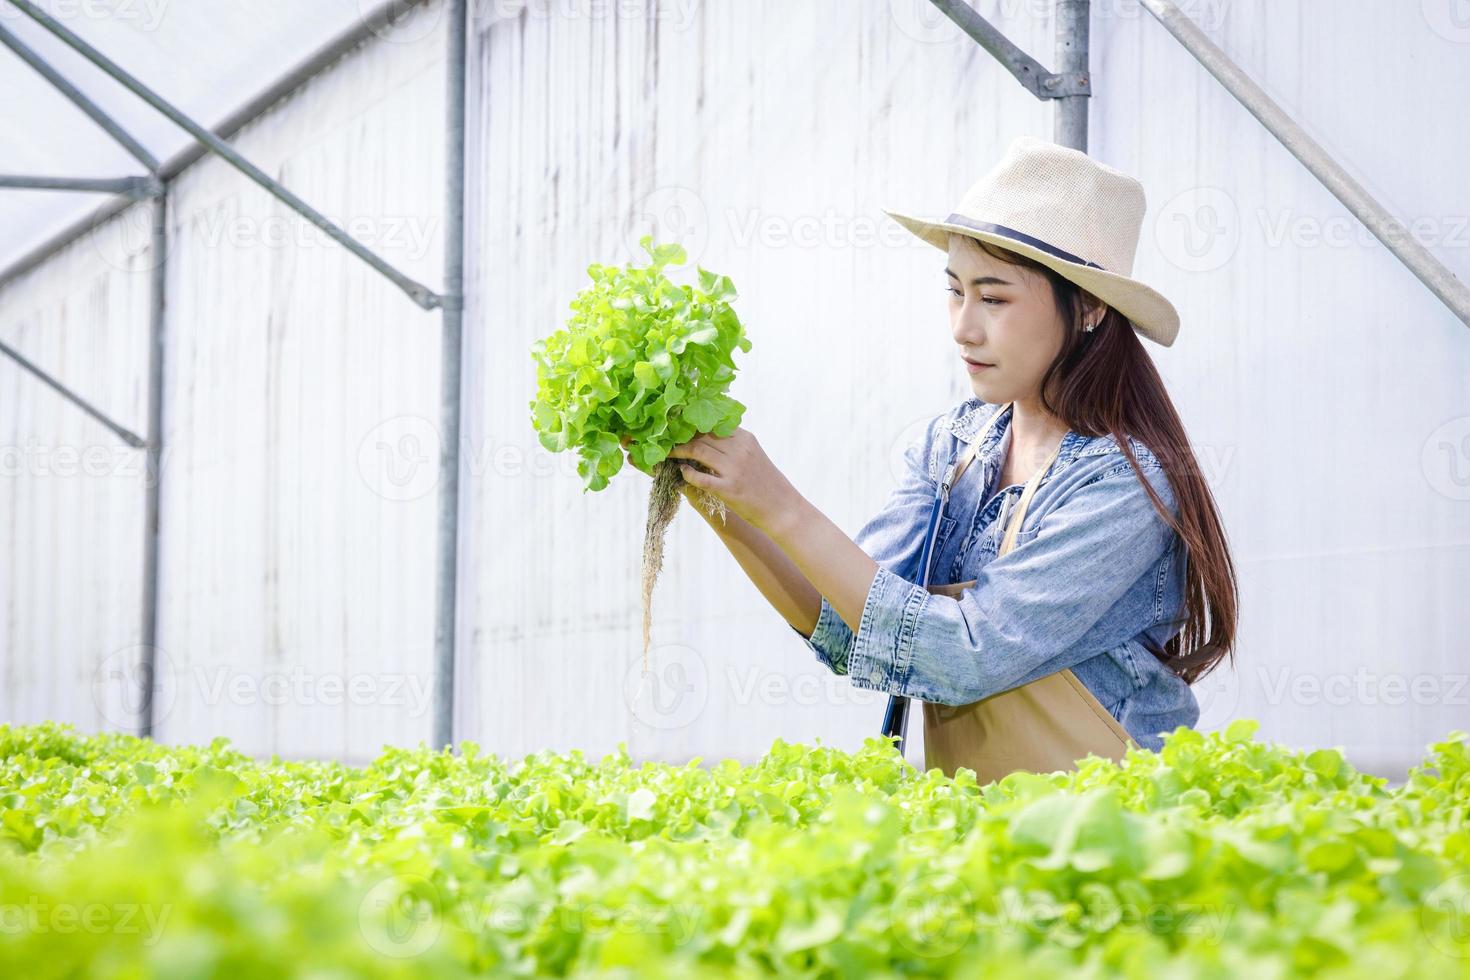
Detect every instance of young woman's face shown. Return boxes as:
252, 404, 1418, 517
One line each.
945, 234, 1068, 405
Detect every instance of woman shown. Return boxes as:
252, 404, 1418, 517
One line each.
630, 137, 1237, 781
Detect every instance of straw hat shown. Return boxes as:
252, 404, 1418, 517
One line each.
882, 135, 1180, 347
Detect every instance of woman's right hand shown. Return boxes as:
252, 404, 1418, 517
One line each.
621, 434, 696, 498
620, 433, 664, 480
619, 433, 649, 476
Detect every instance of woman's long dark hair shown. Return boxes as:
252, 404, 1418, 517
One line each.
970, 237, 1238, 685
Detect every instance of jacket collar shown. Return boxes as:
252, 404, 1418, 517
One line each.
942, 398, 1126, 469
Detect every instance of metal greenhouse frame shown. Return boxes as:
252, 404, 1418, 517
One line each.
1, 0, 1465, 757
0, 0, 466, 748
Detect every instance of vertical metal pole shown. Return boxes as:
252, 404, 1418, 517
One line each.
433, 0, 468, 751
1054, 0, 1090, 151
139, 191, 167, 738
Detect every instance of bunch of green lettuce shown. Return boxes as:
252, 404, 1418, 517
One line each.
529, 236, 752, 493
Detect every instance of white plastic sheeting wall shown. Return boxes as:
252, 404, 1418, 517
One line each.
2, 0, 1467, 776
150, 11, 448, 760
0, 202, 156, 731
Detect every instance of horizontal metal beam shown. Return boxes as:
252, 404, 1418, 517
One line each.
1140, 0, 1470, 330
927, 0, 1090, 100
0, 174, 160, 197
5, 0, 442, 311
0, 21, 159, 172
0, 336, 147, 447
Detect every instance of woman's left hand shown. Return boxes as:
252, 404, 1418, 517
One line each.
667, 428, 800, 533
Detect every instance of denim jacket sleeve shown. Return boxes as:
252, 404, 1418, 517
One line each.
789, 414, 948, 675
843, 455, 1179, 705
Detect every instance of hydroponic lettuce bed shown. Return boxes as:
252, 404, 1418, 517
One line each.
1, 722, 1468, 979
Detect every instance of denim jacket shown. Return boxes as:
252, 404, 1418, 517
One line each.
792, 397, 1199, 752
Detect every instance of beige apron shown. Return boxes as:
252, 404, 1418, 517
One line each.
920, 403, 1139, 782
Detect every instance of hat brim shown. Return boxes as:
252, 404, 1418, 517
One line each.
882, 207, 1180, 347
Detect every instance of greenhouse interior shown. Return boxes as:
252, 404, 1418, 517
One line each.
1, 0, 1468, 975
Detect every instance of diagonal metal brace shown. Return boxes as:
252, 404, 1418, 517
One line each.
0, 21, 160, 171
0, 336, 147, 447
927, 0, 1091, 100
4, 0, 444, 311
1139, 0, 1470, 330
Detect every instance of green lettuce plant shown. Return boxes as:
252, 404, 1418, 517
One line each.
530, 236, 752, 660
4, 720, 1470, 978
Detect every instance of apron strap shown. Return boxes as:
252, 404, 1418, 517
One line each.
938, 402, 1064, 557
999, 437, 1063, 556
941, 413, 992, 496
